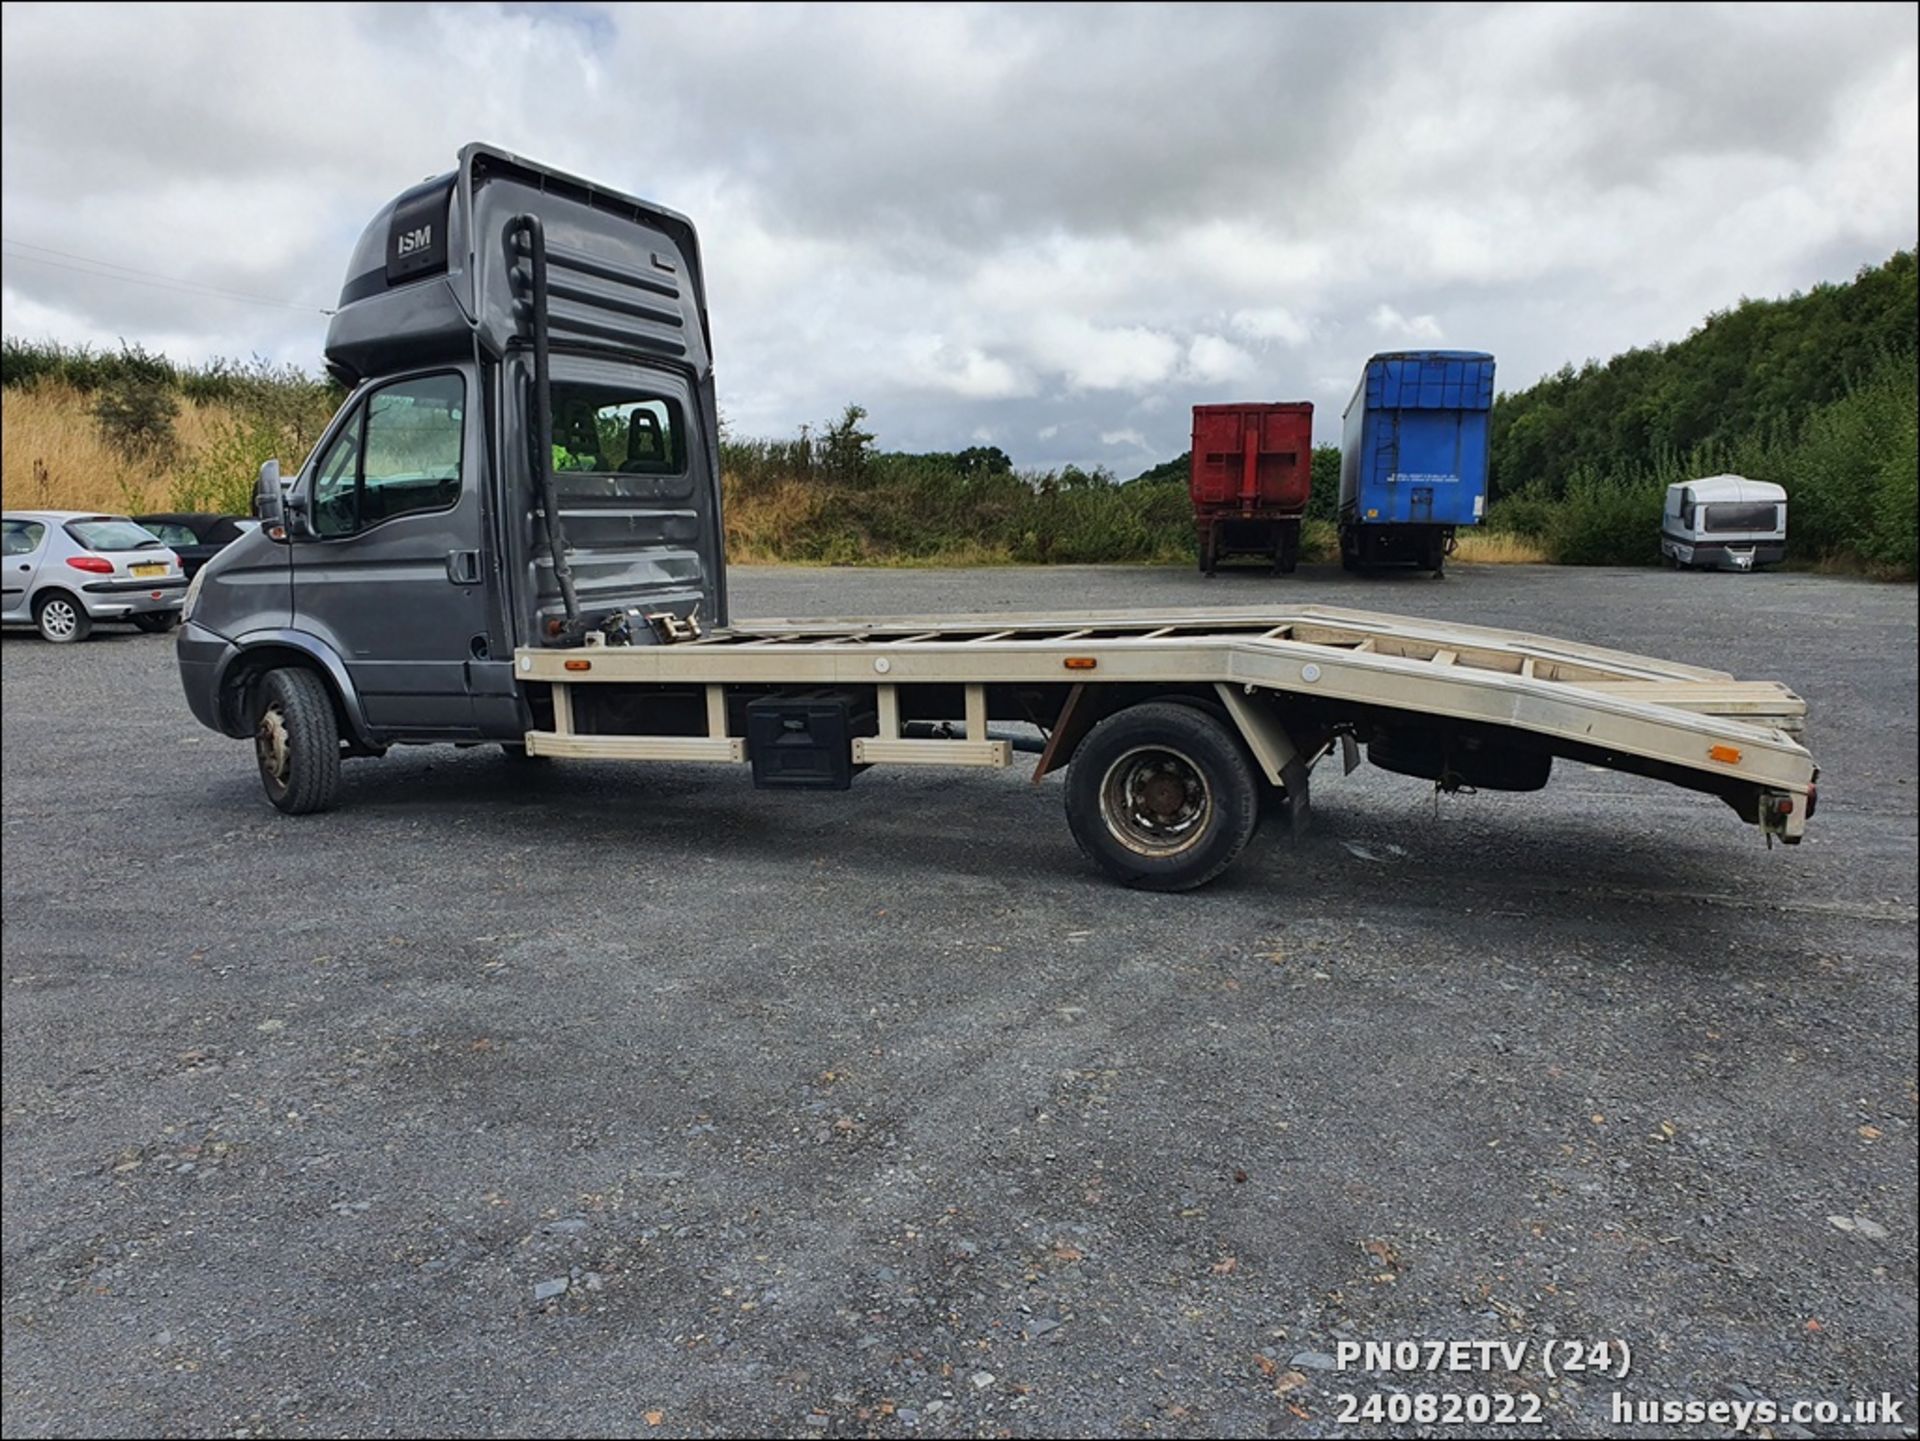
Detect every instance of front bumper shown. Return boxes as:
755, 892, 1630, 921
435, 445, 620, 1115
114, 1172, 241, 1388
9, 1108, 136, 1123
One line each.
1662, 539, 1786, 571
176, 619, 237, 734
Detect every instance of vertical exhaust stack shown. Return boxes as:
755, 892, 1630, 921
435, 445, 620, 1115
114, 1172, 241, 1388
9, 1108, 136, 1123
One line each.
512, 213, 583, 637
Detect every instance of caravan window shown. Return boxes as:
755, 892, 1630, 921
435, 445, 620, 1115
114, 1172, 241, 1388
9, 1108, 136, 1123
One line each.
1702, 502, 1779, 533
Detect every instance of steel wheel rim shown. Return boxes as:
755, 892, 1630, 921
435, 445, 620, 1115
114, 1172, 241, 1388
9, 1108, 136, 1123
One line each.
40, 599, 77, 638
1100, 744, 1212, 857
256, 703, 291, 791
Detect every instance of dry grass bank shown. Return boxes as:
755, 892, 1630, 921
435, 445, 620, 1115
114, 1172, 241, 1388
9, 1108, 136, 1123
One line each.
2, 382, 241, 513
1453, 531, 1550, 565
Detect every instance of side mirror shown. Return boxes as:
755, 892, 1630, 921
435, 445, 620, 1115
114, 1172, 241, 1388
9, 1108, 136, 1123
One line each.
254, 460, 285, 534
255, 459, 313, 540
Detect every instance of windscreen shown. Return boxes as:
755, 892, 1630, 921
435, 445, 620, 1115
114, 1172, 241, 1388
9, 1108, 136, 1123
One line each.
67, 519, 164, 551
1703, 502, 1780, 533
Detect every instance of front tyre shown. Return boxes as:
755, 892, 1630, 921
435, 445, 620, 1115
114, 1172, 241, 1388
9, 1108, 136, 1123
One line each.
1065, 701, 1260, 891
253, 667, 341, 815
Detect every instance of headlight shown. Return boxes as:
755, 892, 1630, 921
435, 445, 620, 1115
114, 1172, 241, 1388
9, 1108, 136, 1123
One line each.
182, 567, 207, 622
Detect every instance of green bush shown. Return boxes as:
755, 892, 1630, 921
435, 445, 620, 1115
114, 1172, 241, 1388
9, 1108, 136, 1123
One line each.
1484, 484, 1557, 539
4, 336, 180, 393
91, 344, 180, 462
1767, 353, 1917, 571
1545, 472, 1667, 566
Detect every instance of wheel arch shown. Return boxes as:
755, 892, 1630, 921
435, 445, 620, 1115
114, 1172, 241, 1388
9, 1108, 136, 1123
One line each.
215, 631, 375, 748
31, 585, 84, 616
1039, 682, 1289, 786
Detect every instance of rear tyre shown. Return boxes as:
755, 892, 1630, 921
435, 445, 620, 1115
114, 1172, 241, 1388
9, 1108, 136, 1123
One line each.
1197, 530, 1218, 576
133, 612, 180, 634
253, 667, 341, 815
1065, 701, 1260, 891
34, 592, 91, 644
1338, 527, 1362, 574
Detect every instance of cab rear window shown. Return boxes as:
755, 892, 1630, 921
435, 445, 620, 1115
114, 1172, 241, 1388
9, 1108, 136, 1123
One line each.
66, 519, 164, 551
549, 385, 685, 478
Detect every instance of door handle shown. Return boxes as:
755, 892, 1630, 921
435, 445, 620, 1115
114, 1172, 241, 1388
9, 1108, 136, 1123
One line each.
446, 549, 481, 585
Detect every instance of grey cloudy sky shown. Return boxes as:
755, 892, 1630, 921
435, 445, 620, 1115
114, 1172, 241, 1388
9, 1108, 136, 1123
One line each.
2, 2, 1915, 472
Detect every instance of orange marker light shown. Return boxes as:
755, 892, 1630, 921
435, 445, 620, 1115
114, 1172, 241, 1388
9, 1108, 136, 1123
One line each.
1708, 743, 1742, 764
564, 659, 592, 672
1064, 657, 1098, 670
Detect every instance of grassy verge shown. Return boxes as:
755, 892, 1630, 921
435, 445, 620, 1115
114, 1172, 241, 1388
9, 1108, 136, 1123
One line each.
5, 338, 1909, 577
1452, 531, 1550, 565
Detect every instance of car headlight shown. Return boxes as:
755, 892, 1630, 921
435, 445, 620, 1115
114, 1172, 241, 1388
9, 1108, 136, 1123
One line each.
181, 566, 207, 622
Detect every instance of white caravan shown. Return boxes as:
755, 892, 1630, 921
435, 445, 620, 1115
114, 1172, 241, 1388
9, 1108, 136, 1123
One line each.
1661, 474, 1787, 572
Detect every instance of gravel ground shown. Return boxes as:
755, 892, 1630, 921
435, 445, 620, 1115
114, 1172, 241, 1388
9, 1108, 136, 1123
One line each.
3, 562, 1915, 1439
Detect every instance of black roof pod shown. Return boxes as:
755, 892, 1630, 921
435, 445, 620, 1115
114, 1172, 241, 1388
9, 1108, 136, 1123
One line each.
323, 143, 712, 390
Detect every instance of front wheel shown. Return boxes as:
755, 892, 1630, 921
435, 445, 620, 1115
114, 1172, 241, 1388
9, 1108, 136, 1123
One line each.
133, 612, 180, 634
253, 667, 342, 815
34, 593, 91, 644
1064, 701, 1260, 891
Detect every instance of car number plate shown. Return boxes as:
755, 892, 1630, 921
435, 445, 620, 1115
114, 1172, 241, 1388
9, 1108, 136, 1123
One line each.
131, 563, 166, 577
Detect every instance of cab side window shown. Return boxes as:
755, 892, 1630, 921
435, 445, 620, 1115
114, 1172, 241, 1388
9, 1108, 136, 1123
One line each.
312, 411, 366, 539
310, 373, 465, 538
362, 375, 464, 526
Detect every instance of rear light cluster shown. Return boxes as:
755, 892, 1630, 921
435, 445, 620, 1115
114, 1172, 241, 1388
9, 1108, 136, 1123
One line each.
65, 556, 114, 573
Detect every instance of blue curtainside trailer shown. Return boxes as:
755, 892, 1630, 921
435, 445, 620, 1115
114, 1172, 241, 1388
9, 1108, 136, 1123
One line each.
1338, 350, 1495, 574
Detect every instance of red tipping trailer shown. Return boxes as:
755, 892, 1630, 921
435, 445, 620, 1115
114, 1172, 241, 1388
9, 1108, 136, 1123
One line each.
1190, 402, 1314, 576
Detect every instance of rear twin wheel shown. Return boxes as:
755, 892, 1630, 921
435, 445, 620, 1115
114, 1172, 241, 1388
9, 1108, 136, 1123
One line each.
1064, 702, 1262, 891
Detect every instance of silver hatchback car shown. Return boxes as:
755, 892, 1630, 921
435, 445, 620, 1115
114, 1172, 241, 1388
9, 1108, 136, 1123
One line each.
2, 511, 187, 643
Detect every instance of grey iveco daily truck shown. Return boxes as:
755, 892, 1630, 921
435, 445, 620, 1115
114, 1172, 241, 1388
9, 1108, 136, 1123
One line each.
177, 145, 1818, 890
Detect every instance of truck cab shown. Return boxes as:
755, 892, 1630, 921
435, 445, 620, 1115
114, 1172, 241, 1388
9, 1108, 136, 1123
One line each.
177, 144, 727, 753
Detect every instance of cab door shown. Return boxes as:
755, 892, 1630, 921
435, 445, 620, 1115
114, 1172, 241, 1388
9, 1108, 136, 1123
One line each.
286, 369, 495, 737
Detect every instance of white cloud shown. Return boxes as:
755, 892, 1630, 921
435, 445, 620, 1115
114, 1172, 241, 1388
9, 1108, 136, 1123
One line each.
1184, 333, 1259, 384
1369, 304, 1445, 341
1100, 428, 1150, 449
1026, 315, 1181, 392
899, 335, 1028, 399
1037, 424, 1060, 440
1230, 306, 1313, 347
